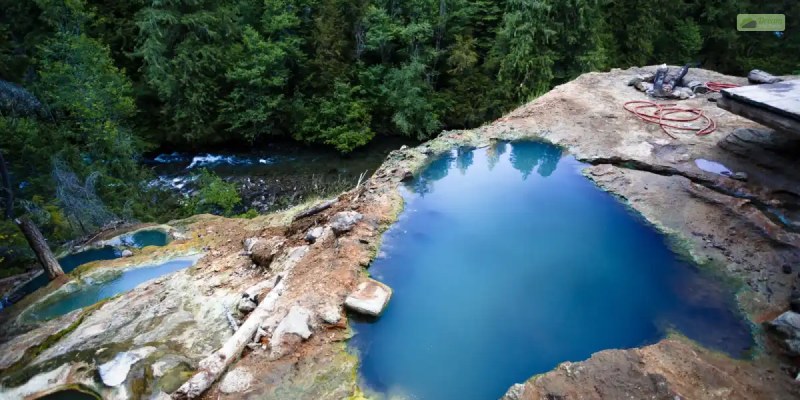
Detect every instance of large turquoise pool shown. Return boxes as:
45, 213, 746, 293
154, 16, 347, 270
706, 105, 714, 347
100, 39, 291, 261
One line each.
350, 141, 752, 400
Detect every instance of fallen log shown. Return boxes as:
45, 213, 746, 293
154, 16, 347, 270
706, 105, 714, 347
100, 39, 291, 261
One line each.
292, 197, 339, 220
171, 275, 286, 399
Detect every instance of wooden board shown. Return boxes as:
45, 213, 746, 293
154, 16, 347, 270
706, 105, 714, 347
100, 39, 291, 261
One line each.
718, 96, 800, 135
721, 80, 800, 122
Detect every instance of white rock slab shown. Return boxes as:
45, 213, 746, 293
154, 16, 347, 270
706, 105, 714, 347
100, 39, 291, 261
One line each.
98, 346, 156, 387
345, 279, 392, 317
273, 306, 313, 340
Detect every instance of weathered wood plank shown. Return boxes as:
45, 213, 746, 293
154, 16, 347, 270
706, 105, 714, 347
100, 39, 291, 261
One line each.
717, 96, 800, 135
721, 80, 800, 122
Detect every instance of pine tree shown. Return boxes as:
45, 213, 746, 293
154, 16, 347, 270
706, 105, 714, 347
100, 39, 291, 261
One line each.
220, 26, 290, 142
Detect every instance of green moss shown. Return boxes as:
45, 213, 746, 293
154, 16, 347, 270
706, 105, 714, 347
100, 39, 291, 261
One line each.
157, 365, 194, 393
0, 299, 109, 382
663, 330, 760, 360
129, 374, 148, 400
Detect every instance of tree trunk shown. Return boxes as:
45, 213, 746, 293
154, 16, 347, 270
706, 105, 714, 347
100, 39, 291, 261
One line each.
15, 215, 64, 279
0, 151, 12, 219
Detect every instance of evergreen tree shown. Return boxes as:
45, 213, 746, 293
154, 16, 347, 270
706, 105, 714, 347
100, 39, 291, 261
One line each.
220, 26, 290, 142
134, 0, 239, 143
294, 81, 375, 152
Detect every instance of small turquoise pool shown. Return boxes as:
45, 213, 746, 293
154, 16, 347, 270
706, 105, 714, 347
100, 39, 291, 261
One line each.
127, 229, 170, 248
24, 258, 196, 321
350, 142, 752, 400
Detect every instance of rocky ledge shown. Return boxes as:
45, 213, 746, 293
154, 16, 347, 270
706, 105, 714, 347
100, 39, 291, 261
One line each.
1, 66, 799, 399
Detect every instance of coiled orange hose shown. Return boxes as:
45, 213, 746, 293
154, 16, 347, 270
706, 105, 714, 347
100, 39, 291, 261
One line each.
706, 81, 739, 92
623, 100, 717, 139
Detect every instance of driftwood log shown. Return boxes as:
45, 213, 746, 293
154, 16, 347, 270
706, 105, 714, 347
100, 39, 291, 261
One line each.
171, 275, 286, 399
292, 197, 339, 220
15, 215, 65, 279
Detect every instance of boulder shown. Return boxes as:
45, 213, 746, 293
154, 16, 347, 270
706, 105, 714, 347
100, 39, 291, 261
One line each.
305, 226, 325, 243
219, 368, 253, 394
672, 86, 694, 99
344, 279, 392, 317
250, 236, 284, 268
98, 346, 156, 387
242, 237, 260, 253
238, 296, 257, 313
121, 249, 133, 257
319, 304, 342, 324
270, 306, 313, 359
273, 306, 313, 340
329, 211, 363, 234
767, 311, 800, 355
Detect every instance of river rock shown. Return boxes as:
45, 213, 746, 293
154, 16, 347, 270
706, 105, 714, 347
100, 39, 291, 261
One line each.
98, 346, 156, 387
319, 304, 342, 324
243, 237, 259, 253
220, 367, 253, 394
305, 226, 325, 243
344, 279, 392, 317
121, 249, 133, 257
250, 236, 284, 268
768, 311, 800, 355
330, 211, 362, 234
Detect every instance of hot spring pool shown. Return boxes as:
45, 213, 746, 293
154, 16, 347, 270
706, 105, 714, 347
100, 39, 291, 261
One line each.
349, 141, 752, 400
23, 257, 197, 322
4, 230, 170, 306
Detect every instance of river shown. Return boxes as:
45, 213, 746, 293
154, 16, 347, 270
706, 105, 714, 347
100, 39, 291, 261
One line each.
145, 137, 413, 213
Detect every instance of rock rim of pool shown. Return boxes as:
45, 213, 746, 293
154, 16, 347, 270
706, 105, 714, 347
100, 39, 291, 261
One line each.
85, 225, 174, 251
2, 67, 799, 400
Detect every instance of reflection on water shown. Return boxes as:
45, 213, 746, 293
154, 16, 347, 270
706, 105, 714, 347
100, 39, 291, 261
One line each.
350, 141, 752, 400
